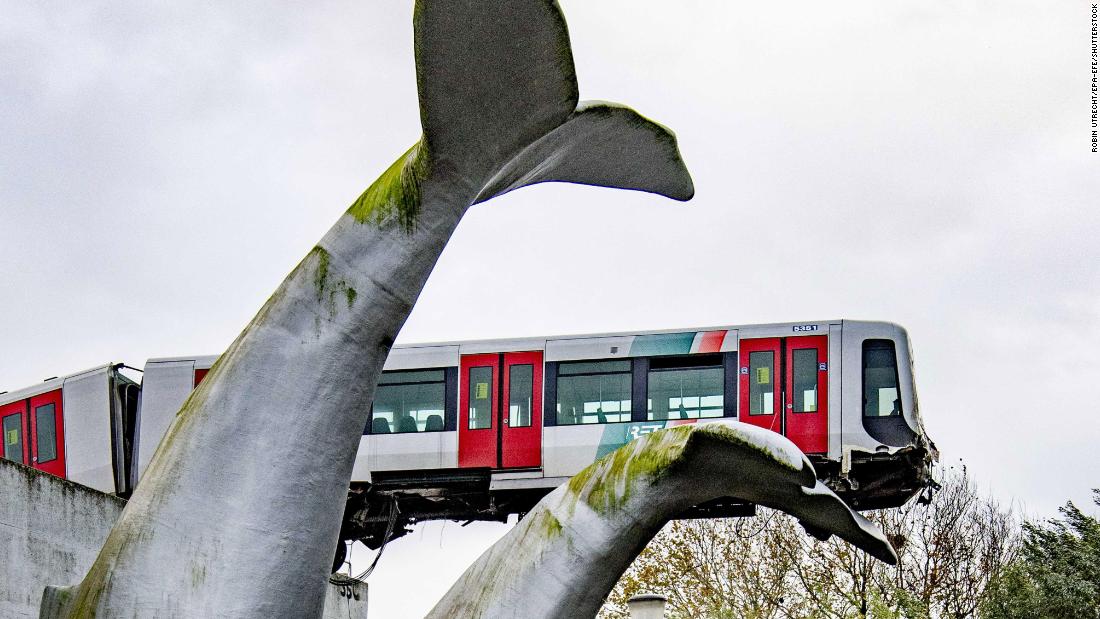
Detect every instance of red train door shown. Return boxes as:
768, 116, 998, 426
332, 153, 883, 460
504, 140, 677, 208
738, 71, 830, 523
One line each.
784, 336, 828, 455
501, 352, 542, 468
459, 354, 499, 468
459, 352, 543, 469
740, 338, 782, 434
28, 390, 65, 478
1, 400, 27, 465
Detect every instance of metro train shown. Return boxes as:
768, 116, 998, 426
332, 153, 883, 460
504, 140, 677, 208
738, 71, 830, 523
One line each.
1, 319, 937, 555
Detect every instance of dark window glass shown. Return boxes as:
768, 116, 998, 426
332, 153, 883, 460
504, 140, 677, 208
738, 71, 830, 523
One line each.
468, 366, 493, 430
748, 351, 775, 415
3, 414, 23, 464
648, 366, 723, 421
508, 365, 533, 428
380, 369, 445, 385
792, 348, 819, 413
556, 360, 631, 425
370, 369, 447, 434
863, 340, 902, 417
35, 404, 57, 463
558, 360, 630, 376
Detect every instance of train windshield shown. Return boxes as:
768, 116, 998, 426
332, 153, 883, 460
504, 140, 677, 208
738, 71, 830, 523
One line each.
863, 340, 902, 417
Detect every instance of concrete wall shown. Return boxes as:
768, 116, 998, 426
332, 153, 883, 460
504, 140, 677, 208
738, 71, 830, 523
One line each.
0, 459, 367, 618
1, 457, 124, 617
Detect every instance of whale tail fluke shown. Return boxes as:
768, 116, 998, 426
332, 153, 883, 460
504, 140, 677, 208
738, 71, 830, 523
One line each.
414, 1, 694, 205
414, 0, 580, 179
475, 101, 694, 203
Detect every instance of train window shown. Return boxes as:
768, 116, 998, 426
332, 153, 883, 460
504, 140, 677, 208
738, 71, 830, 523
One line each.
468, 366, 494, 430
556, 360, 631, 425
792, 348, 819, 413
370, 369, 447, 434
508, 365, 533, 428
647, 360, 723, 421
35, 403, 58, 463
3, 413, 23, 464
748, 351, 775, 415
863, 340, 902, 417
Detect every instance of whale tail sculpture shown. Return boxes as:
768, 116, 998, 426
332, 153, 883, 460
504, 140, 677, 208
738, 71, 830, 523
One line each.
42, 2, 694, 617
428, 422, 898, 619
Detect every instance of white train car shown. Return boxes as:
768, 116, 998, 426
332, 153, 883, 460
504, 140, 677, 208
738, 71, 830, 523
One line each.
1, 319, 935, 553
129, 319, 935, 548
0, 364, 139, 495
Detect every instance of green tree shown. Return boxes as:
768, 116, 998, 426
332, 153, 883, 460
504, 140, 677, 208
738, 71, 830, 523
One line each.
981, 490, 1100, 619
601, 466, 1018, 619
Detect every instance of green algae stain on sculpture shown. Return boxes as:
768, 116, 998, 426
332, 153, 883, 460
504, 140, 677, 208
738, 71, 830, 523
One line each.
528, 509, 563, 542
347, 140, 431, 231
563, 423, 807, 517
312, 246, 332, 301
306, 246, 360, 319
567, 425, 693, 515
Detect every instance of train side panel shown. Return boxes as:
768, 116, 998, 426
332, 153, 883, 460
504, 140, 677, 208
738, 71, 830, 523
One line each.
99, 321, 930, 504
543, 420, 704, 479
1, 319, 931, 522
135, 359, 198, 480
360, 432, 457, 475
350, 345, 460, 481
542, 425, 605, 478
828, 323, 845, 460
61, 367, 115, 491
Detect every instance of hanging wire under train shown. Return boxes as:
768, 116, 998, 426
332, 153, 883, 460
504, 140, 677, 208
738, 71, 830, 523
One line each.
330, 494, 401, 585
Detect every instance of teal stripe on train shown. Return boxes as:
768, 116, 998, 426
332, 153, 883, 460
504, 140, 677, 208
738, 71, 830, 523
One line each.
595, 420, 683, 459
627, 332, 696, 357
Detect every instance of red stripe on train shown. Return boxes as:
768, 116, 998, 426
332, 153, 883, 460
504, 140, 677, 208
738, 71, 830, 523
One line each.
697, 331, 726, 353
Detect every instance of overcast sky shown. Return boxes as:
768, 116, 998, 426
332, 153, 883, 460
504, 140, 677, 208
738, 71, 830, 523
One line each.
2, 1, 1098, 617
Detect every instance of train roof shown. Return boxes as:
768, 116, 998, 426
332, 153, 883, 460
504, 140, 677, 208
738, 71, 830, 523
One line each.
0, 362, 119, 405
384, 318, 853, 350
2, 320, 908, 394
143, 319, 906, 369
147, 318, 902, 360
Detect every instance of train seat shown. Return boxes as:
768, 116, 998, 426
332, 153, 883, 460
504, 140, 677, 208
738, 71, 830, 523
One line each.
397, 417, 418, 433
